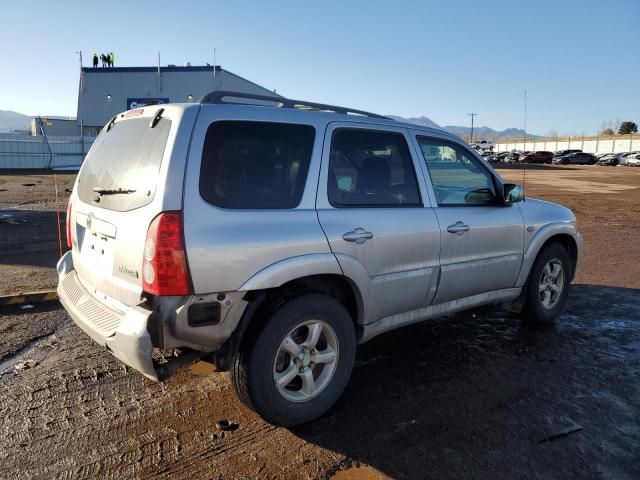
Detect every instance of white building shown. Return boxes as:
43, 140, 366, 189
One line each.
77, 65, 280, 135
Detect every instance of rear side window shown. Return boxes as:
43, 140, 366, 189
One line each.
77, 117, 172, 211
328, 129, 421, 207
200, 121, 315, 209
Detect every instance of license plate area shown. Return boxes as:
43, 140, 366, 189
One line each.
75, 212, 117, 273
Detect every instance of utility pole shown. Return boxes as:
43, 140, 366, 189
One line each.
467, 113, 478, 143
76, 50, 84, 92
524, 90, 527, 147
157, 52, 161, 93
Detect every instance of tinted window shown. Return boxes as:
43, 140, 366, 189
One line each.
77, 117, 172, 211
417, 137, 498, 206
200, 121, 315, 209
328, 129, 421, 207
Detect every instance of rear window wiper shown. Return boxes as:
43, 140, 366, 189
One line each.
92, 186, 137, 195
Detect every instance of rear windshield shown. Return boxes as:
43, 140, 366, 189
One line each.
77, 117, 172, 211
199, 121, 315, 209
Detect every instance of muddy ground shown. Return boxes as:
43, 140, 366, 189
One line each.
0, 166, 639, 479
0, 171, 74, 296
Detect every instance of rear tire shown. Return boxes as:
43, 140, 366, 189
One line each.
522, 243, 571, 326
231, 294, 356, 426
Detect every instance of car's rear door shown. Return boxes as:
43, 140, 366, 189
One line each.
411, 132, 524, 304
316, 122, 440, 324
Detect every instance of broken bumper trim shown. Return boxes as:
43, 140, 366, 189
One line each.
57, 251, 159, 381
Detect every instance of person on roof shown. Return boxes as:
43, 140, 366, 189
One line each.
92, 53, 98, 68
109, 52, 115, 67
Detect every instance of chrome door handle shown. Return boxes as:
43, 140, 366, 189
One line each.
447, 221, 470, 235
342, 227, 373, 244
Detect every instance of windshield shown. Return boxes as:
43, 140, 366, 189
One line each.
77, 117, 172, 211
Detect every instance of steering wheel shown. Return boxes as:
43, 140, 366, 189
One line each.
464, 188, 493, 204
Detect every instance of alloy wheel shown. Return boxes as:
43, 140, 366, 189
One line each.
273, 320, 339, 402
538, 259, 565, 309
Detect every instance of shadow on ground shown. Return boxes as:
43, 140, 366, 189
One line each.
0, 210, 64, 269
294, 284, 640, 479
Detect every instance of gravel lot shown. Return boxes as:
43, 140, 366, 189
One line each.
1, 165, 639, 479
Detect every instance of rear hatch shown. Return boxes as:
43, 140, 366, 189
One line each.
70, 105, 197, 307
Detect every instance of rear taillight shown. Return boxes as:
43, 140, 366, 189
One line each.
66, 200, 72, 249
142, 212, 191, 296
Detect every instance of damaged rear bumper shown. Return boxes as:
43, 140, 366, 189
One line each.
57, 251, 177, 381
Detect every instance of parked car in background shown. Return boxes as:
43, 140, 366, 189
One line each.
611, 152, 640, 166
626, 153, 640, 166
519, 151, 553, 164
554, 149, 582, 158
506, 150, 529, 163
56, 91, 582, 426
471, 140, 494, 151
553, 152, 598, 165
597, 153, 624, 166
486, 151, 509, 163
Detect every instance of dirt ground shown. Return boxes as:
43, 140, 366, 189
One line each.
0, 171, 74, 296
0, 165, 639, 479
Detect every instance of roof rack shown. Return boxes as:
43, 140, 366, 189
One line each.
199, 90, 390, 120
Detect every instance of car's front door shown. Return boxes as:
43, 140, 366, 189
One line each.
316, 123, 441, 324
412, 133, 525, 304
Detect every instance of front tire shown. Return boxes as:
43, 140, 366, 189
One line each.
522, 243, 571, 325
231, 294, 356, 426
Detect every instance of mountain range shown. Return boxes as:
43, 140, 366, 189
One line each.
0, 110, 32, 133
0, 108, 534, 140
389, 115, 539, 140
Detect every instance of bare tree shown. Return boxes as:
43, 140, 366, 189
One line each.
612, 118, 622, 133
600, 119, 621, 136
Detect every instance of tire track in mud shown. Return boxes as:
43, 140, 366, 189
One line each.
0, 307, 328, 480
4, 287, 639, 480
0, 305, 68, 365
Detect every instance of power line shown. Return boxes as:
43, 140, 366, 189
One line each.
467, 113, 478, 143
523, 90, 527, 145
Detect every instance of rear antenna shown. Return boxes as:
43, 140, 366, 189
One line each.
522, 89, 527, 201
522, 162, 526, 201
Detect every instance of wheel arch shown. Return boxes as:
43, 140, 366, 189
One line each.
516, 225, 581, 287
215, 271, 365, 371
544, 234, 579, 280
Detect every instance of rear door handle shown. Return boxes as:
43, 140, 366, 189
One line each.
342, 227, 373, 244
447, 221, 470, 235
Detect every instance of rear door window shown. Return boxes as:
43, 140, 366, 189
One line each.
328, 128, 421, 207
199, 121, 315, 209
77, 117, 172, 211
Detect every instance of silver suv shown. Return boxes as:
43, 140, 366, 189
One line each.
57, 92, 582, 426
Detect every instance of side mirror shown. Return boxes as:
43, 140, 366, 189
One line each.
504, 183, 524, 204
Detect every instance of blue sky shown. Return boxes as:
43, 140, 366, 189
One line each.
0, 0, 638, 135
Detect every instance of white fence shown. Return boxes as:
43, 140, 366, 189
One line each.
494, 135, 640, 155
0, 133, 96, 169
